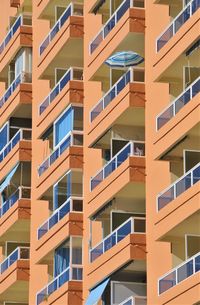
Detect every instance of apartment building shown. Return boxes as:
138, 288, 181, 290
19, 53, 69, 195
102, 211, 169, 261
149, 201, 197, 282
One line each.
0, 1, 199, 305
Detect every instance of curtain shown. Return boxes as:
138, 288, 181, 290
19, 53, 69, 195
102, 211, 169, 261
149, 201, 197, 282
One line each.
54, 106, 74, 147
54, 246, 70, 276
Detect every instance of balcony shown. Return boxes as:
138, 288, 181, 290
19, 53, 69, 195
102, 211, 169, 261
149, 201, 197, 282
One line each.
119, 296, 147, 305
156, 77, 200, 130
36, 265, 83, 305
90, 141, 145, 191
0, 186, 30, 218
157, 162, 200, 211
0, 72, 31, 111
158, 252, 200, 294
0, 247, 29, 274
0, 128, 32, 164
39, 3, 83, 56
38, 130, 83, 177
156, 0, 200, 52
90, 68, 145, 122
89, 0, 145, 54
39, 67, 83, 115
90, 217, 145, 262
37, 197, 83, 240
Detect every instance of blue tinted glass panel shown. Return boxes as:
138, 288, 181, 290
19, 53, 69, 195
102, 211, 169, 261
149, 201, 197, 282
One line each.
54, 107, 73, 146
0, 123, 8, 151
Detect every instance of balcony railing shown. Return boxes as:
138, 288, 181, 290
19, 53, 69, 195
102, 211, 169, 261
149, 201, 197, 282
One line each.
37, 197, 83, 239
38, 130, 83, 176
156, 77, 200, 130
90, 217, 145, 262
39, 67, 83, 115
158, 252, 200, 294
0, 72, 32, 110
119, 296, 147, 305
0, 15, 32, 55
39, 3, 83, 55
36, 265, 83, 305
89, 0, 144, 54
157, 162, 200, 211
0, 128, 32, 163
0, 247, 30, 274
0, 186, 31, 218
156, 0, 200, 52
90, 141, 145, 191
90, 68, 145, 122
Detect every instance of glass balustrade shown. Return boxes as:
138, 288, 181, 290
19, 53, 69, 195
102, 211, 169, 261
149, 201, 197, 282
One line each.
37, 197, 83, 239
156, 0, 200, 51
39, 67, 83, 115
0, 247, 30, 274
90, 68, 145, 122
0, 15, 32, 55
36, 265, 83, 305
0, 72, 32, 110
156, 77, 200, 130
38, 131, 83, 176
89, 0, 145, 54
0, 186, 31, 217
158, 252, 200, 294
157, 162, 200, 211
0, 128, 32, 163
90, 141, 145, 191
39, 3, 83, 55
90, 217, 145, 262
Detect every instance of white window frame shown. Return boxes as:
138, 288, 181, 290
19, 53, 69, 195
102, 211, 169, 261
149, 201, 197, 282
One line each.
185, 234, 200, 260
183, 149, 200, 174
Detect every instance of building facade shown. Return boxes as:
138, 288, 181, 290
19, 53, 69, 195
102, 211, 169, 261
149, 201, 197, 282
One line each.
0, 1, 199, 305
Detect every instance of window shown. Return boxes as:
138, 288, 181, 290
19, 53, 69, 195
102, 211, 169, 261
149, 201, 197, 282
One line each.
54, 106, 74, 147
0, 122, 9, 151
53, 171, 71, 210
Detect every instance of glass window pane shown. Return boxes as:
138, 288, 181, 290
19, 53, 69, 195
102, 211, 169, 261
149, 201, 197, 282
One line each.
0, 123, 8, 151
54, 107, 73, 146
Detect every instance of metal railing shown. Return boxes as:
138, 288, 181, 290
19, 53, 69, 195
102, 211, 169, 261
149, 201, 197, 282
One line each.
90, 217, 145, 262
37, 197, 83, 239
0, 247, 30, 274
0, 72, 32, 110
89, 0, 144, 54
158, 251, 200, 294
156, 77, 200, 130
119, 296, 147, 305
0, 186, 31, 217
36, 265, 83, 305
156, 0, 200, 52
0, 14, 32, 55
157, 162, 200, 211
90, 141, 145, 191
90, 68, 145, 122
39, 2, 83, 55
39, 67, 83, 115
38, 130, 83, 176
0, 128, 32, 163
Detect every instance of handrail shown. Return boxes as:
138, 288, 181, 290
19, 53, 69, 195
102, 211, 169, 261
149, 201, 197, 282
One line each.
157, 162, 200, 211
90, 67, 145, 122
119, 296, 147, 305
38, 130, 83, 176
0, 186, 31, 217
158, 251, 200, 294
39, 2, 83, 55
0, 72, 32, 109
39, 67, 83, 115
89, 0, 144, 54
90, 141, 145, 190
90, 216, 146, 262
156, 0, 200, 52
37, 196, 83, 239
0, 246, 30, 274
36, 265, 83, 305
156, 77, 200, 130
0, 128, 32, 163
0, 14, 32, 55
